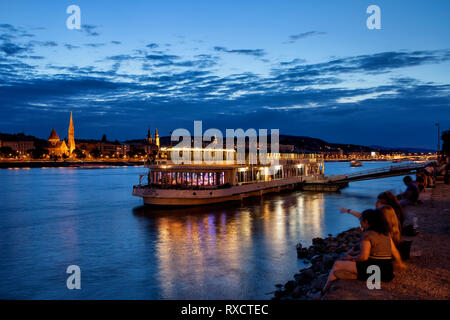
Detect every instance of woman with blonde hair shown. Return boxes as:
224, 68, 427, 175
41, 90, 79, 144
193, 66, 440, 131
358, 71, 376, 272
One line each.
378, 205, 401, 245
376, 191, 405, 229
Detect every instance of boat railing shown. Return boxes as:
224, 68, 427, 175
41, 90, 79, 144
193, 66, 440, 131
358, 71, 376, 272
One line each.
136, 183, 233, 190
138, 174, 147, 185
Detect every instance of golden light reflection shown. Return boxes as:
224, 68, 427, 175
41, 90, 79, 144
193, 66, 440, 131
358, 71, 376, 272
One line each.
142, 192, 325, 298
152, 207, 256, 298
294, 193, 325, 237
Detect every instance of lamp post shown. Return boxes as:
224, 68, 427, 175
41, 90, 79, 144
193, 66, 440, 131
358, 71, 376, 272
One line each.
435, 122, 440, 154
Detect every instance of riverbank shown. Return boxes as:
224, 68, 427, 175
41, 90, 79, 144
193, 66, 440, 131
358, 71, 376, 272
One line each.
0, 160, 145, 169
274, 180, 450, 300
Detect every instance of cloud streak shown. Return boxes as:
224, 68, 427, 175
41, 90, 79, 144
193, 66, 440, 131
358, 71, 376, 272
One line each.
214, 46, 266, 57
286, 31, 326, 43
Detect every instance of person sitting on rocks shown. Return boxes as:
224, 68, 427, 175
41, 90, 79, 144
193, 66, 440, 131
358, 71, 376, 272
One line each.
397, 176, 420, 206
321, 209, 406, 295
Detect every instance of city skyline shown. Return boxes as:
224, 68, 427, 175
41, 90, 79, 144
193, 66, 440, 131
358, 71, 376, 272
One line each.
0, 0, 449, 149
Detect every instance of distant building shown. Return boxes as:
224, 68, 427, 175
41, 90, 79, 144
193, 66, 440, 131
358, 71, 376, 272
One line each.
46, 112, 76, 157
147, 129, 153, 144
98, 142, 130, 157
126, 128, 160, 157
0, 140, 35, 155
279, 144, 295, 152
47, 128, 69, 156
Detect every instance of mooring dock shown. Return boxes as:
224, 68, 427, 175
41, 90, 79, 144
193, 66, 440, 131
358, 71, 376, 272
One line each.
302, 162, 431, 191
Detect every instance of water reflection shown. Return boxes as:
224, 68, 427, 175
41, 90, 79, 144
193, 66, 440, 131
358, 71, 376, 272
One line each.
132, 192, 325, 299
0, 162, 409, 299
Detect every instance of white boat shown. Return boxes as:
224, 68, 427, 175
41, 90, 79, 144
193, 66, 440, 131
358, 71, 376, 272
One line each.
132, 147, 325, 206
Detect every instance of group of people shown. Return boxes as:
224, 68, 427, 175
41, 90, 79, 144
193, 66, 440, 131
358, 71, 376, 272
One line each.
318, 158, 449, 297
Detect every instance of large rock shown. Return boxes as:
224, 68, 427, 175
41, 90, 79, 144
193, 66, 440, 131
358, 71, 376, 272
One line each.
311, 274, 328, 290
322, 254, 336, 269
291, 285, 306, 298
297, 247, 309, 258
312, 237, 325, 245
284, 280, 296, 293
301, 268, 315, 279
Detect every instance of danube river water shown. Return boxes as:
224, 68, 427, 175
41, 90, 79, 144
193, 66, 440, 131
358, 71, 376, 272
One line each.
0, 161, 411, 299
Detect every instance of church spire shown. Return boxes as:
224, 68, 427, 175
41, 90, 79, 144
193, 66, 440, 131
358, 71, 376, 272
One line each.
68, 111, 76, 154
154, 128, 160, 147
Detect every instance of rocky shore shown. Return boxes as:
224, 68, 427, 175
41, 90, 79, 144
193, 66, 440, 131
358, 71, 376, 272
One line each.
273, 227, 362, 300
274, 180, 450, 300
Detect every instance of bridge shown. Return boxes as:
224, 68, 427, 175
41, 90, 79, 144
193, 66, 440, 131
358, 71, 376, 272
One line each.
302, 162, 432, 191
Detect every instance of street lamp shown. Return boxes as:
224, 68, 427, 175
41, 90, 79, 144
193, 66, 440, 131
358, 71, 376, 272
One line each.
435, 122, 440, 154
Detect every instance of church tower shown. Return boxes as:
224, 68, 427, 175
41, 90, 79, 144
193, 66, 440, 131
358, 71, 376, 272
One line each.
147, 129, 153, 144
68, 111, 76, 154
154, 128, 160, 147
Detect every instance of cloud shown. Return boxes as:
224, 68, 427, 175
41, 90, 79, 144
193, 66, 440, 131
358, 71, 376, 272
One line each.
279, 58, 306, 66
64, 44, 80, 50
81, 24, 100, 37
17, 55, 45, 60
271, 50, 450, 81
0, 42, 28, 55
145, 53, 180, 61
85, 43, 106, 48
213, 46, 266, 57
0, 24, 19, 33
106, 54, 138, 62
0, 40, 448, 149
0, 23, 34, 40
263, 103, 321, 110
146, 43, 159, 49
31, 40, 57, 47
286, 31, 326, 43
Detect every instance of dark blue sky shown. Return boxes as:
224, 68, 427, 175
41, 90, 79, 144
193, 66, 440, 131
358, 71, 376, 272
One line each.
0, 0, 449, 149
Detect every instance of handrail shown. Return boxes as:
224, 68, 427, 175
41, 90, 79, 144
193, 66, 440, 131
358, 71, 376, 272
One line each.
328, 162, 430, 181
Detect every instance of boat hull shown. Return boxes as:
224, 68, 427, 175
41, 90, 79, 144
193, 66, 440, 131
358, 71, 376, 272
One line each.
133, 176, 309, 206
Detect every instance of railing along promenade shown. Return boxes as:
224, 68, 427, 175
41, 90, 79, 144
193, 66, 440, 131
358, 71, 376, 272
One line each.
325, 162, 432, 183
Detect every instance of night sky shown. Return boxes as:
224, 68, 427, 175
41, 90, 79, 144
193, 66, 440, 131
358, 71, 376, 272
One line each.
0, 0, 449, 149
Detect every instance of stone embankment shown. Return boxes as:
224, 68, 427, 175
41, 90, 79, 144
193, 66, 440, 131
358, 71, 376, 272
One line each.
274, 181, 450, 300
273, 227, 361, 300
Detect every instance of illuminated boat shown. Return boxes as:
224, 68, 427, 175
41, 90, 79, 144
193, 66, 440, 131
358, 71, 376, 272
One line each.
350, 160, 362, 167
132, 147, 325, 206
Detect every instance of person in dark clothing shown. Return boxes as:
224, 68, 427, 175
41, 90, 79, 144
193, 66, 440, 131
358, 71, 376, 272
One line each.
397, 176, 420, 206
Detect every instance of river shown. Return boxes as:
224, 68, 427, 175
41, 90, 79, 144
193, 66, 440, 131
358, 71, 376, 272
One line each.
0, 161, 411, 299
